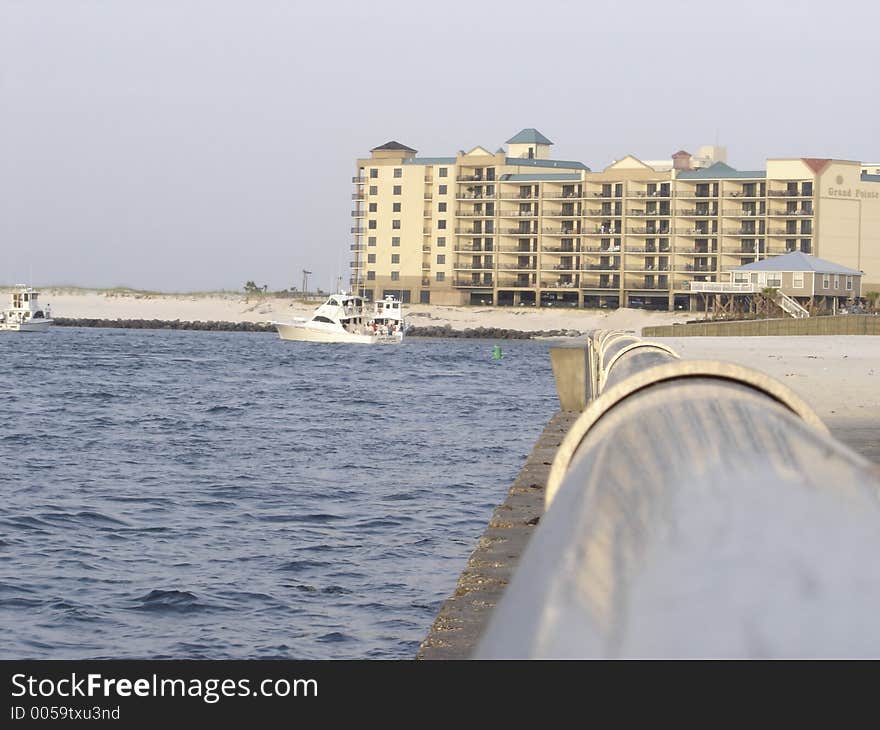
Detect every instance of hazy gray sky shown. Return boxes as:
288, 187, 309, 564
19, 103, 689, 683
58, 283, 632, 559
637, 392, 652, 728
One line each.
1, 0, 876, 292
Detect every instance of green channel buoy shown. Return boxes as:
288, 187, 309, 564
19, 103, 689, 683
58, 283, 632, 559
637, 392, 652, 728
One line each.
492, 345, 503, 361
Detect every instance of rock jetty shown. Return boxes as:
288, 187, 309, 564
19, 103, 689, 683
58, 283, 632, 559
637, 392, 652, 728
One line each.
52, 318, 583, 339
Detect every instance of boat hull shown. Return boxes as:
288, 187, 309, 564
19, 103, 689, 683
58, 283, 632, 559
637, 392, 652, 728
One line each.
0, 318, 53, 332
274, 321, 378, 344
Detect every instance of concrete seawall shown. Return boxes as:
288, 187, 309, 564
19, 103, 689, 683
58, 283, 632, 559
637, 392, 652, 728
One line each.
643, 314, 880, 337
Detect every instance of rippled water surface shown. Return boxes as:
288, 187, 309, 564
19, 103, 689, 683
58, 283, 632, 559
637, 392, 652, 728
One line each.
0, 328, 558, 658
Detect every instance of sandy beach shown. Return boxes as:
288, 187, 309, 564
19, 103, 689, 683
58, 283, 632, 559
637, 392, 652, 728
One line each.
27, 286, 694, 333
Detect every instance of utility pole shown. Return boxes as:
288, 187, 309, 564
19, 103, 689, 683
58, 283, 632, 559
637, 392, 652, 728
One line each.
302, 269, 312, 300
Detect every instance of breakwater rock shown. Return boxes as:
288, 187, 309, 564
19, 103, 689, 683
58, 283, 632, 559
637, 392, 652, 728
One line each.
53, 318, 275, 332
52, 319, 584, 339
406, 324, 583, 339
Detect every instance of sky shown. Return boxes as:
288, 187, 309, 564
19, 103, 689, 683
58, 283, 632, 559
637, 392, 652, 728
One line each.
1, 0, 877, 292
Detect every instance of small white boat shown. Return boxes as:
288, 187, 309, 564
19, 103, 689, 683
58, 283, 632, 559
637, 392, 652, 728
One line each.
272, 293, 405, 344
0, 286, 54, 332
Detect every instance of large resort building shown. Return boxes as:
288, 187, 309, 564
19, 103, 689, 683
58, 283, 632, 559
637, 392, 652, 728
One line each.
350, 130, 880, 310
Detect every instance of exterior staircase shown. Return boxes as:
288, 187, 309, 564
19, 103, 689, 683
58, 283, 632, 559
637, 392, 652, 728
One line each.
774, 290, 810, 318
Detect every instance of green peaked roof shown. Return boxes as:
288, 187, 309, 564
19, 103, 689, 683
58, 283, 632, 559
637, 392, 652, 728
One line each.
506, 128, 553, 145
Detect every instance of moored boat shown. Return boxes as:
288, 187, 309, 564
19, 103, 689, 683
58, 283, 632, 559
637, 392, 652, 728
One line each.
0, 286, 54, 332
272, 293, 405, 344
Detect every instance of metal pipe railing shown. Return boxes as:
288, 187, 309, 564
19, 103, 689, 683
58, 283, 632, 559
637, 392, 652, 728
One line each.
477, 330, 880, 658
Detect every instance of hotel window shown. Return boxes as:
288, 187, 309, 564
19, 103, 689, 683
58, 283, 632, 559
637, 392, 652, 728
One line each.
439, 185, 447, 195
834, 275, 840, 289
369, 203, 377, 212
393, 185, 401, 195
367, 254, 376, 263
370, 168, 378, 178
393, 168, 402, 178
391, 271, 400, 281
391, 254, 400, 264
391, 237, 400, 246
847, 276, 853, 290
768, 275, 782, 288
439, 168, 448, 178
392, 202, 401, 212
368, 236, 376, 246
392, 220, 401, 229
438, 220, 446, 229
438, 202, 447, 212
436, 271, 445, 282
793, 273, 804, 289
823, 275, 830, 289
367, 271, 376, 280
802, 181, 813, 196
437, 254, 445, 264
369, 186, 378, 195
368, 220, 377, 229
437, 237, 446, 247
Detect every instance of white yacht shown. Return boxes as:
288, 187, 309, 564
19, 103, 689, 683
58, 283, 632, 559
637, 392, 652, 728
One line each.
273, 294, 405, 344
0, 286, 54, 332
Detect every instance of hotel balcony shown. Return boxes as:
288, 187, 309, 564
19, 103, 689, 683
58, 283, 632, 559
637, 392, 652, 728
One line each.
456, 174, 490, 182
543, 208, 580, 217
583, 228, 620, 236
767, 209, 813, 217
583, 208, 612, 217
424, 192, 433, 200
677, 209, 718, 217
628, 227, 671, 235
676, 190, 716, 199
497, 209, 538, 218
352, 193, 364, 201
721, 208, 761, 217
421, 278, 431, 286
542, 227, 580, 236
351, 210, 365, 218
627, 189, 672, 199
350, 243, 364, 252
352, 176, 365, 184
625, 245, 670, 254
767, 229, 812, 237
542, 245, 579, 253
674, 264, 715, 272
676, 247, 718, 255
502, 227, 538, 235
351, 226, 364, 234
455, 210, 496, 218
580, 280, 620, 289
722, 228, 763, 236
497, 190, 536, 200
581, 263, 620, 271
543, 189, 582, 200
453, 262, 494, 271
625, 263, 671, 272
724, 190, 764, 199
454, 244, 493, 253
767, 189, 809, 198
581, 244, 620, 253
676, 228, 717, 237
498, 263, 537, 271
453, 278, 495, 288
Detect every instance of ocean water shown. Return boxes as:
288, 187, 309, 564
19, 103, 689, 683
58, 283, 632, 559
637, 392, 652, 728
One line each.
0, 328, 558, 659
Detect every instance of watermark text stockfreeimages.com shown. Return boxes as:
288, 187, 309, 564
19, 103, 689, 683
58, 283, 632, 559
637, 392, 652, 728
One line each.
10, 672, 318, 705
